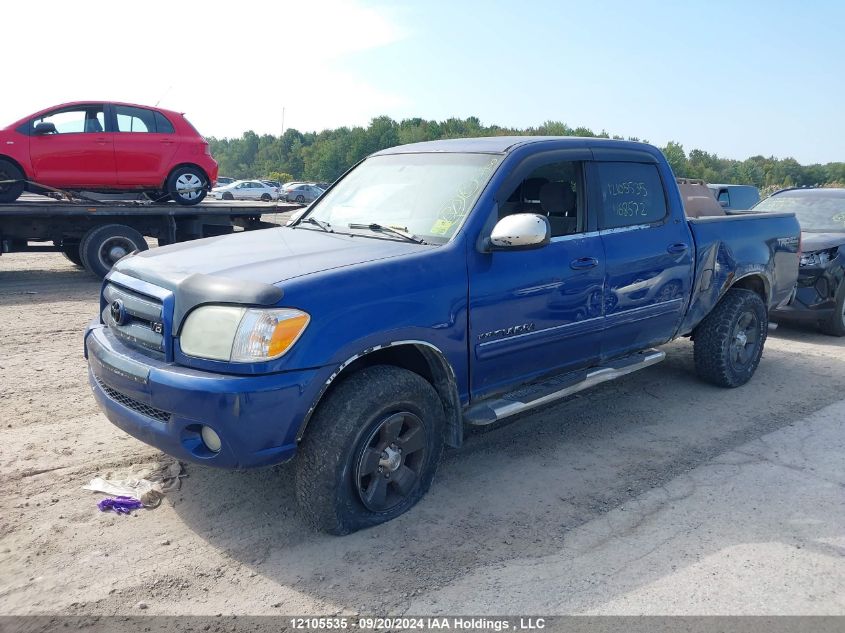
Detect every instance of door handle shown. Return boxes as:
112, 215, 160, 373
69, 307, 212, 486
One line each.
570, 257, 598, 270
160, 139, 174, 144
667, 243, 689, 254
94, 137, 109, 145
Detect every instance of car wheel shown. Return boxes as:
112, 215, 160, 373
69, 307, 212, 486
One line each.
820, 282, 845, 337
222, 192, 234, 201
295, 365, 446, 535
693, 288, 768, 388
80, 224, 148, 278
166, 166, 208, 206
260, 193, 271, 202
295, 195, 305, 203
0, 159, 25, 203
59, 241, 84, 267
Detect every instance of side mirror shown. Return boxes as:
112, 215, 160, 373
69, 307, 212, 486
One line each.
719, 200, 729, 208
488, 213, 550, 250
33, 122, 57, 135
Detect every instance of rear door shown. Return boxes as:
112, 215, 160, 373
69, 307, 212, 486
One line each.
29, 104, 117, 187
589, 154, 694, 360
112, 105, 179, 186
468, 152, 605, 399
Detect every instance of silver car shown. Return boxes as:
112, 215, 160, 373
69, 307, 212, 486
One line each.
284, 183, 324, 204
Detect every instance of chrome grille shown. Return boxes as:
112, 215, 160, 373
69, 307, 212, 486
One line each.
103, 283, 164, 356
95, 376, 171, 422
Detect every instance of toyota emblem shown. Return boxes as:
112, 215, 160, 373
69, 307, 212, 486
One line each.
110, 299, 126, 325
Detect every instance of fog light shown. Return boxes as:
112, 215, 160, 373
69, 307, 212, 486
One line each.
200, 426, 222, 452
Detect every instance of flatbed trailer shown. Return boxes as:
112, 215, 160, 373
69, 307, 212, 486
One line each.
0, 195, 299, 277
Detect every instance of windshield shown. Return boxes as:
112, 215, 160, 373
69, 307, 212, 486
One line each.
754, 190, 845, 232
302, 152, 502, 242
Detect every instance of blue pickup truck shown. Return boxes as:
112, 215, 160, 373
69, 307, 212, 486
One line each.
84, 137, 800, 534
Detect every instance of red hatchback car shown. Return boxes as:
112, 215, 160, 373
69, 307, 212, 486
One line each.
0, 101, 218, 205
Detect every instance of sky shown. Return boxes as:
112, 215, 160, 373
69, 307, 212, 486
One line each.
2, 0, 843, 164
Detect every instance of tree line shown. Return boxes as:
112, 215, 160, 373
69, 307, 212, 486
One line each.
208, 116, 845, 194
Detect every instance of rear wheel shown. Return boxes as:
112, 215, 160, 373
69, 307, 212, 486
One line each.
260, 193, 271, 202
295, 366, 445, 535
0, 159, 25, 203
80, 224, 148, 278
60, 241, 83, 267
222, 192, 234, 201
166, 166, 207, 205
295, 194, 305, 203
693, 288, 768, 387
820, 283, 845, 337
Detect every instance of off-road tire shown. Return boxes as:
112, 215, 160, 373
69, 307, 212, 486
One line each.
819, 282, 845, 337
693, 288, 768, 388
0, 158, 25, 203
295, 365, 446, 535
80, 224, 148, 278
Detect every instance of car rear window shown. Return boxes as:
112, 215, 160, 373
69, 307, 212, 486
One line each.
154, 112, 175, 134
115, 106, 157, 133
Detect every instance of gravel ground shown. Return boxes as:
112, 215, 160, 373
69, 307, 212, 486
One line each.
1, 249, 843, 616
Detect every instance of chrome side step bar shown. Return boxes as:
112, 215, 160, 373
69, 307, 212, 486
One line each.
465, 348, 666, 426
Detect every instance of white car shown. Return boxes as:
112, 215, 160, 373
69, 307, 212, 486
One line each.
212, 180, 279, 202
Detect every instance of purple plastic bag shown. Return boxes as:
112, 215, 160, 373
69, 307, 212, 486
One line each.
98, 496, 143, 514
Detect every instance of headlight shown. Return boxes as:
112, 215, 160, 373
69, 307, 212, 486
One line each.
799, 247, 837, 267
180, 306, 309, 362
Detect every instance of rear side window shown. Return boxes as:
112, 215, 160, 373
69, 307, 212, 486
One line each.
154, 112, 175, 134
115, 105, 157, 133
596, 162, 667, 229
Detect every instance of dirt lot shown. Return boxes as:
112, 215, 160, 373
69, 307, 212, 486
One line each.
1, 250, 844, 616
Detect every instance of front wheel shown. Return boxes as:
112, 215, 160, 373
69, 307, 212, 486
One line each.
693, 288, 768, 387
166, 166, 208, 205
0, 159, 25, 203
295, 366, 445, 535
820, 282, 845, 337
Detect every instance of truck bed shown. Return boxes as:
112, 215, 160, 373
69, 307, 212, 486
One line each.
680, 211, 801, 335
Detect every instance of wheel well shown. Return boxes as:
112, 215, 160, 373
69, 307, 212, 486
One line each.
730, 274, 768, 304
163, 163, 210, 189
0, 154, 28, 179
300, 343, 463, 448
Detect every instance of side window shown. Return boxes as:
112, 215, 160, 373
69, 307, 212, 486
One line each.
500, 161, 583, 238
154, 111, 175, 134
115, 106, 157, 133
596, 162, 667, 229
34, 106, 105, 134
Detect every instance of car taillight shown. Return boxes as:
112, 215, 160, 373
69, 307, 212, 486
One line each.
203, 142, 211, 156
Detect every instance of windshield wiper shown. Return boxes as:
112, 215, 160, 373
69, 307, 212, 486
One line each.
347, 223, 426, 244
297, 216, 333, 232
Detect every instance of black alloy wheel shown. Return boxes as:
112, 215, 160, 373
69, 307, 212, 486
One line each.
355, 411, 428, 512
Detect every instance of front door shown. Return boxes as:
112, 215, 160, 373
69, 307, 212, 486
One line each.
29, 104, 117, 187
589, 156, 694, 360
468, 157, 604, 399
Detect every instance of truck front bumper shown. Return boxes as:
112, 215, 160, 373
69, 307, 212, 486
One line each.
85, 322, 320, 468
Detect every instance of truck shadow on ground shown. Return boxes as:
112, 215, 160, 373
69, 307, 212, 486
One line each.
0, 266, 100, 306
168, 334, 845, 613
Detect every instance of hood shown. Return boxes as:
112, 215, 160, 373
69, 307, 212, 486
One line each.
113, 226, 427, 289
802, 230, 845, 252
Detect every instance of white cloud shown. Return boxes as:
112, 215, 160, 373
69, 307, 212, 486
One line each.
1, 0, 408, 137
